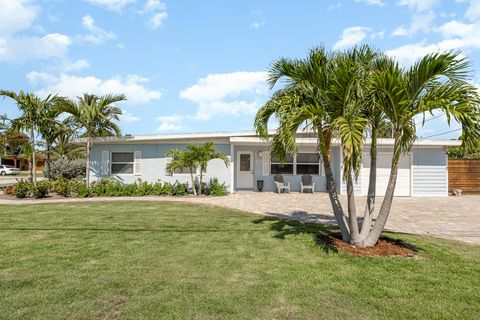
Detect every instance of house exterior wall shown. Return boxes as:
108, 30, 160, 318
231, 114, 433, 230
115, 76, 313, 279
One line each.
412, 147, 448, 196
233, 145, 342, 192
89, 143, 232, 187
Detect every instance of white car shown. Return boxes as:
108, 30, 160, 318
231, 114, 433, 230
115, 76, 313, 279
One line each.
0, 165, 21, 176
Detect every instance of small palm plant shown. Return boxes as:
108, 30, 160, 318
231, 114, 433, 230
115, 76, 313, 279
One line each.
165, 148, 199, 195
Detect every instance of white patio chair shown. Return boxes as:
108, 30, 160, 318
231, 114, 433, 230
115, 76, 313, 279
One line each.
300, 174, 315, 193
273, 174, 290, 194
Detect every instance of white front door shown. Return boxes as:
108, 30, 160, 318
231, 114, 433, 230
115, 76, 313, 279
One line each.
236, 152, 254, 189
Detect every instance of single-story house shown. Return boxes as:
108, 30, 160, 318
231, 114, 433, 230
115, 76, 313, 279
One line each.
87, 131, 461, 197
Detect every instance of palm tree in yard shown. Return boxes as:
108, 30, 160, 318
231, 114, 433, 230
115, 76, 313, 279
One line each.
165, 148, 199, 196
361, 51, 480, 246
0, 91, 60, 184
59, 93, 125, 186
255, 46, 479, 247
189, 142, 229, 195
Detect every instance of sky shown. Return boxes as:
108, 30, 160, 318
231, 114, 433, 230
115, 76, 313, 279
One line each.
1, 0, 480, 139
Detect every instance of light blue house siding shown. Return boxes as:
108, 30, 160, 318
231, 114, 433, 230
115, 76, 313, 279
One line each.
89, 143, 232, 187
233, 145, 342, 192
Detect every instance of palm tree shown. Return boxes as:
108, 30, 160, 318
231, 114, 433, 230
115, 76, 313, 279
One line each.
59, 93, 125, 185
37, 97, 63, 177
51, 125, 86, 160
361, 51, 480, 246
188, 142, 230, 195
0, 91, 60, 184
165, 148, 199, 195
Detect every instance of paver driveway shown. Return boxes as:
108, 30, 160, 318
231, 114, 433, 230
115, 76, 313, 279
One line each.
1, 192, 479, 244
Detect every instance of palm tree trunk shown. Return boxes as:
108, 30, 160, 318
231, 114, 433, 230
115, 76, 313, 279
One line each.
46, 142, 51, 180
317, 129, 350, 241
31, 129, 36, 186
86, 137, 91, 186
198, 169, 203, 195
27, 155, 33, 183
361, 153, 400, 247
346, 172, 360, 243
190, 168, 197, 196
359, 129, 378, 239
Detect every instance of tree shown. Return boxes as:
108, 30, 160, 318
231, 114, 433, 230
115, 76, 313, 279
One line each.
166, 142, 230, 196
37, 97, 63, 178
255, 46, 479, 247
51, 125, 86, 160
165, 148, 199, 195
361, 51, 480, 246
59, 93, 125, 185
188, 142, 229, 195
0, 91, 60, 184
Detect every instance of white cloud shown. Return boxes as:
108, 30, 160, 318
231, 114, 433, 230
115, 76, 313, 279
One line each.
85, 0, 136, 12
180, 71, 268, 121
465, 0, 480, 21
139, 0, 166, 13
0, 33, 71, 63
148, 11, 168, 29
119, 110, 141, 123
355, 0, 384, 6
81, 15, 116, 44
157, 115, 186, 132
251, 20, 266, 29
0, 0, 38, 35
333, 26, 371, 50
387, 20, 480, 65
396, 0, 438, 12
392, 26, 408, 36
27, 72, 163, 105
63, 59, 90, 72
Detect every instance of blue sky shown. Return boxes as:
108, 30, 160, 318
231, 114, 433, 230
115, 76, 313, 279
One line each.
1, 0, 479, 139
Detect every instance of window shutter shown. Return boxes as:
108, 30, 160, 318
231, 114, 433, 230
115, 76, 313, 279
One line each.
262, 151, 270, 176
101, 151, 110, 175
165, 156, 173, 176
134, 151, 141, 175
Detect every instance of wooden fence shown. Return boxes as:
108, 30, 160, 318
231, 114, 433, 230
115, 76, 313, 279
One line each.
448, 159, 480, 194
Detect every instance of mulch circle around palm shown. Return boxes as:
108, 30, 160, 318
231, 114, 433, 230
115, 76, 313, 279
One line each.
317, 233, 417, 257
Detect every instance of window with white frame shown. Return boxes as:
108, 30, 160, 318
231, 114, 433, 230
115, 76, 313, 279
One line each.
270, 154, 294, 174
270, 153, 323, 175
111, 152, 134, 174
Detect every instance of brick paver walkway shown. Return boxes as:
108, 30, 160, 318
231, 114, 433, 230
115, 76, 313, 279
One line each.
1, 192, 479, 245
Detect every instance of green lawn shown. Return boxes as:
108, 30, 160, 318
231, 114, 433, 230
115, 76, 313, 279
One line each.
0, 202, 479, 320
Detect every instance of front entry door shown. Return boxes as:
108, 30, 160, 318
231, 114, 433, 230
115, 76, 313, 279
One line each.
237, 152, 254, 189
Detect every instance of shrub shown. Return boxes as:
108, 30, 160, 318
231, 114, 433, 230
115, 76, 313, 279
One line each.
33, 182, 49, 199
14, 180, 31, 199
75, 182, 93, 198
52, 178, 74, 197
161, 182, 174, 196
208, 178, 228, 196
4, 185, 15, 195
44, 158, 86, 180
172, 182, 188, 196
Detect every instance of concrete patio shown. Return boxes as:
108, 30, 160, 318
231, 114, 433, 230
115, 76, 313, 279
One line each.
0, 192, 479, 245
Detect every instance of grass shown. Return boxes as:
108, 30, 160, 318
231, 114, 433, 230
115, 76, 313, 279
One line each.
0, 201, 479, 320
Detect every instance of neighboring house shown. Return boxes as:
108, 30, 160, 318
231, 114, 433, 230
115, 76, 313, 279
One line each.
86, 131, 460, 197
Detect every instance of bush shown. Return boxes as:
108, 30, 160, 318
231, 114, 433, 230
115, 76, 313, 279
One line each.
51, 178, 76, 197
33, 182, 49, 199
172, 182, 188, 196
208, 178, 228, 196
14, 180, 31, 199
44, 158, 86, 180
75, 182, 93, 198
4, 185, 15, 195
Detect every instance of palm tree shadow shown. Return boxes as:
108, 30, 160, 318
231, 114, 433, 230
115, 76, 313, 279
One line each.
252, 211, 339, 253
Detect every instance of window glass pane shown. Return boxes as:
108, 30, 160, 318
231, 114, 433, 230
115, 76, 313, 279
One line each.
297, 153, 320, 163
297, 164, 319, 175
111, 152, 134, 162
271, 164, 294, 174
271, 154, 294, 163
240, 154, 251, 171
111, 163, 133, 174
174, 167, 191, 174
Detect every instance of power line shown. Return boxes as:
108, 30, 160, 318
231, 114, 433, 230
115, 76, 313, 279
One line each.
415, 114, 443, 126
421, 128, 461, 139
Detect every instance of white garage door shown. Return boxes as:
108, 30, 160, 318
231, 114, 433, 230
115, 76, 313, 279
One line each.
361, 153, 411, 197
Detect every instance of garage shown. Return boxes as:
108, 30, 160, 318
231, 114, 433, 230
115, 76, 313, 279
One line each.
361, 153, 411, 197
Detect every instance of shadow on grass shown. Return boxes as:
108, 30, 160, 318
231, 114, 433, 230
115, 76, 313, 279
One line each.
252, 211, 339, 253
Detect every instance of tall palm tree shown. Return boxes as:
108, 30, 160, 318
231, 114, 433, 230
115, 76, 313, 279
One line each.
37, 97, 63, 178
0, 91, 60, 184
59, 93, 125, 185
361, 51, 480, 246
51, 125, 86, 160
